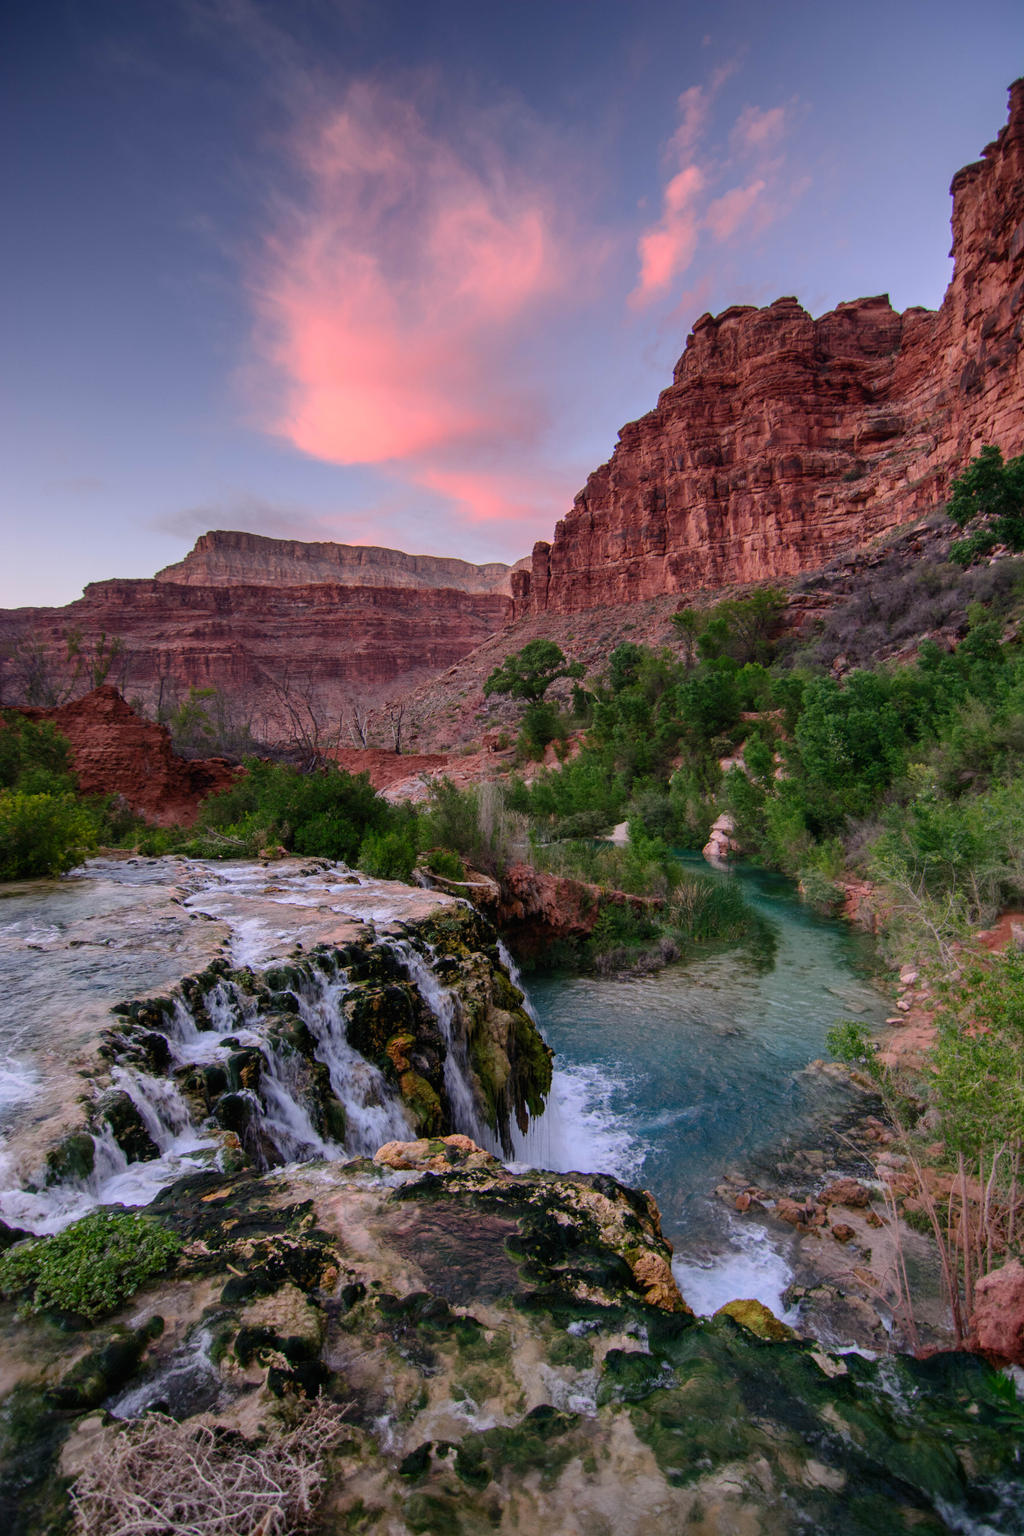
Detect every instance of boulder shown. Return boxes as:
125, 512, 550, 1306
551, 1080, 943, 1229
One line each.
967, 1259, 1024, 1364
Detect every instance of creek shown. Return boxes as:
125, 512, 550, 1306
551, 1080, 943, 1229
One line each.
511, 862, 891, 1317
0, 856, 889, 1326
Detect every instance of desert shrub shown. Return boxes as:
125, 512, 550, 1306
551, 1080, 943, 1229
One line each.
424, 848, 466, 880
0, 790, 100, 879
0, 714, 77, 795
355, 826, 417, 882
0, 1209, 181, 1322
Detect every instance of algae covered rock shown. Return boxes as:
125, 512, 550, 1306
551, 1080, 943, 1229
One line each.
714, 1297, 797, 1341
2, 1156, 1023, 1535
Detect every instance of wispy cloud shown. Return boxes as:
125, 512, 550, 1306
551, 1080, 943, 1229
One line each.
250, 80, 593, 534
630, 79, 803, 309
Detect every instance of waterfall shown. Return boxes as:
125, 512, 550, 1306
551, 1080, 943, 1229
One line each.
292, 958, 413, 1155
395, 940, 493, 1151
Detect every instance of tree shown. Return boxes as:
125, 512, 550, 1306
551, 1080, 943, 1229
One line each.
947, 445, 1024, 565
483, 640, 583, 704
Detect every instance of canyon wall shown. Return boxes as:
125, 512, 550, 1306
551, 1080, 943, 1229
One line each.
0, 578, 511, 720
156, 530, 520, 594
513, 79, 1024, 617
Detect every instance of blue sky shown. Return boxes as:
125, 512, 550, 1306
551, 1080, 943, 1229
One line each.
2, 0, 1022, 606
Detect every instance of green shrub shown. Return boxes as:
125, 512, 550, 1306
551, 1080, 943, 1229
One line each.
0, 790, 99, 879
0, 714, 77, 795
355, 827, 417, 882
0, 1209, 182, 1322
425, 848, 466, 880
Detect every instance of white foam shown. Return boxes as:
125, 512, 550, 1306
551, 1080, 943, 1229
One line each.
671, 1220, 796, 1320
509, 1063, 645, 1185
0, 1056, 37, 1111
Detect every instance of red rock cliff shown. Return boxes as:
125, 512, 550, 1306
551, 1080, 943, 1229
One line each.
156, 531, 519, 595
8, 687, 239, 825
513, 80, 1024, 617
1, 579, 511, 721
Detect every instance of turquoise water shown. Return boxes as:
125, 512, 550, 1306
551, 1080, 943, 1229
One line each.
514, 863, 891, 1312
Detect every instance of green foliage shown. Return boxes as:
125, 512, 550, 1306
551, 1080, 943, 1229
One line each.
424, 848, 466, 881
484, 640, 584, 704
826, 1020, 882, 1082
0, 714, 77, 796
947, 445, 1024, 565
198, 758, 415, 868
0, 1209, 181, 1322
0, 790, 100, 879
931, 951, 1024, 1160
356, 827, 417, 882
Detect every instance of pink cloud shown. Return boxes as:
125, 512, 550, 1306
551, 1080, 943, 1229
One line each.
732, 103, 788, 153
630, 164, 704, 306
416, 464, 579, 537
254, 82, 576, 473
704, 179, 767, 241
630, 80, 802, 310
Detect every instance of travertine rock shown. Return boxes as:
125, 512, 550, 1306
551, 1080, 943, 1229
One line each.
514, 81, 1024, 617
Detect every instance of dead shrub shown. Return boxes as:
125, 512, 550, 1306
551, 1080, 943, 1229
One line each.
70, 1400, 345, 1536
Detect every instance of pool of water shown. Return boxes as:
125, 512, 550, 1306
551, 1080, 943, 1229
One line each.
513, 861, 891, 1312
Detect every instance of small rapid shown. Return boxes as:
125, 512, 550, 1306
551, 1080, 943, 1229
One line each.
0, 859, 530, 1235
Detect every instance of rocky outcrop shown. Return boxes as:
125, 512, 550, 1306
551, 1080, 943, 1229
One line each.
0, 577, 512, 721
156, 529, 522, 594
967, 1258, 1024, 1364
3, 1156, 1023, 1535
514, 81, 1024, 617
7, 686, 239, 824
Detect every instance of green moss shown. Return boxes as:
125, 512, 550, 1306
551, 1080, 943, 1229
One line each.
0, 1210, 181, 1324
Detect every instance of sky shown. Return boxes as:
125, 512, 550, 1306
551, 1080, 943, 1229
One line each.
1, 1, 1022, 608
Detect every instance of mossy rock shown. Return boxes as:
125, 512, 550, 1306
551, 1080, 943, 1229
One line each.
44, 1132, 95, 1186
93, 1089, 159, 1163
715, 1297, 797, 1342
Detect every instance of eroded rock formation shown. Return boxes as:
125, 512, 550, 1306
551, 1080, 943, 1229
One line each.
156, 529, 521, 594
8, 686, 239, 824
514, 80, 1024, 617
1, 578, 511, 719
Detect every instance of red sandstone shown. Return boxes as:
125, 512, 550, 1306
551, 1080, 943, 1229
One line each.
6, 686, 239, 825
513, 81, 1024, 617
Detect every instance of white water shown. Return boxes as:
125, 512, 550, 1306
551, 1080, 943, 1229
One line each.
0, 880, 495, 1232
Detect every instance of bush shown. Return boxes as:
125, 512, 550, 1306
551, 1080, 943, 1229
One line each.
425, 848, 466, 880
0, 790, 99, 879
355, 827, 417, 882
0, 714, 77, 795
0, 1209, 181, 1322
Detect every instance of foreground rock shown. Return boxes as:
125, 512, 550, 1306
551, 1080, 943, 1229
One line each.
2, 1151, 1022, 1535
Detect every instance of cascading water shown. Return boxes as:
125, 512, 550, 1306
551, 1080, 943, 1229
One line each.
394, 940, 492, 1151
0, 884, 508, 1233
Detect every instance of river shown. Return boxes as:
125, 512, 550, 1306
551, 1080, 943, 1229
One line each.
512, 861, 891, 1316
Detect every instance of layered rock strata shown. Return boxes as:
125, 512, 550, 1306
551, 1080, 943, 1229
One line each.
156, 529, 521, 594
1, 578, 511, 717
514, 80, 1024, 616
7, 685, 238, 824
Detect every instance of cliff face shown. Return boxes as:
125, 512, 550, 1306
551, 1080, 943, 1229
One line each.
9, 686, 239, 824
156, 529, 520, 595
1, 578, 511, 719
514, 80, 1024, 617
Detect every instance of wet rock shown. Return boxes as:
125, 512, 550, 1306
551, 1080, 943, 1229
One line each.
714, 1298, 797, 1342
967, 1258, 1024, 1364
819, 1178, 872, 1209
94, 1090, 159, 1163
